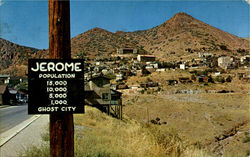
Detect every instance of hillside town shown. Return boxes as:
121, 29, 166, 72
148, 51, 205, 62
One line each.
1, 45, 249, 117
0, 10, 250, 157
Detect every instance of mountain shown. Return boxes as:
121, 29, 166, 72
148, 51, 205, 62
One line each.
0, 38, 39, 76
1, 12, 250, 76
245, 38, 250, 41
117, 12, 250, 60
71, 27, 146, 59
70, 12, 249, 61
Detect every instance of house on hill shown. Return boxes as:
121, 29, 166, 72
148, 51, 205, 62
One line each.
218, 56, 233, 69
167, 80, 178, 85
117, 48, 138, 54
198, 52, 213, 58
84, 76, 123, 119
240, 55, 250, 65
0, 85, 10, 105
197, 75, 213, 83
0, 74, 10, 84
137, 55, 156, 62
179, 64, 186, 70
179, 77, 192, 84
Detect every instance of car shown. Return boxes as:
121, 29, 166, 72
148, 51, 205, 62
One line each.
18, 98, 27, 103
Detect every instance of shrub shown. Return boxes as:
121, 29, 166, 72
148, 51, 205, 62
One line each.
237, 48, 246, 53
219, 45, 228, 50
191, 74, 196, 81
168, 39, 174, 42
20, 144, 49, 157
104, 73, 116, 80
208, 75, 214, 83
215, 76, 225, 83
242, 136, 250, 143
201, 70, 208, 76
16, 82, 28, 93
226, 75, 232, 82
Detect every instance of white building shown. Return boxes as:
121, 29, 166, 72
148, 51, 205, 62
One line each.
198, 52, 213, 58
116, 74, 123, 81
0, 74, 10, 84
218, 56, 233, 69
240, 55, 250, 64
117, 48, 137, 54
180, 64, 186, 70
137, 55, 156, 62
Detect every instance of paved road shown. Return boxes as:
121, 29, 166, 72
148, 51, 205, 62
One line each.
0, 104, 32, 134
0, 115, 49, 157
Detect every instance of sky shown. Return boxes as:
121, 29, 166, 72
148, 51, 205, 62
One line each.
0, 0, 249, 49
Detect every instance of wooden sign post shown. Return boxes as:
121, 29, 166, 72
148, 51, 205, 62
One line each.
48, 0, 74, 156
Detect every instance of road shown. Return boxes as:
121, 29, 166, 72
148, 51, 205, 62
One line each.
0, 104, 32, 134
0, 115, 49, 157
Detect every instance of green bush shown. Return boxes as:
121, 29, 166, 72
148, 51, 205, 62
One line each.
20, 144, 49, 157
215, 76, 225, 83
219, 45, 228, 50
242, 136, 250, 143
191, 74, 196, 81
226, 76, 232, 82
104, 73, 116, 80
16, 82, 28, 93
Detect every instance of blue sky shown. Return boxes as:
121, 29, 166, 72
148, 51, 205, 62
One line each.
0, 0, 249, 49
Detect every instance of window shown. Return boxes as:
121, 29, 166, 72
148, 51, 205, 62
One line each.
102, 93, 109, 100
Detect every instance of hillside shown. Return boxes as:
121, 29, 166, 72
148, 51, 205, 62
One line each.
118, 12, 250, 60
245, 37, 250, 41
70, 12, 249, 61
71, 27, 146, 59
1, 12, 250, 76
0, 38, 39, 76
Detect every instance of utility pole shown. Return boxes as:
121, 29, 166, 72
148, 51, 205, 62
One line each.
48, 0, 74, 156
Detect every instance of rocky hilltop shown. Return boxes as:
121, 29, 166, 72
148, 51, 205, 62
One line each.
118, 12, 249, 59
70, 12, 249, 60
0, 38, 38, 75
71, 27, 146, 59
1, 12, 249, 76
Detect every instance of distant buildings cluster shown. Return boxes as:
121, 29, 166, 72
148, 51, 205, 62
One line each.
1, 46, 249, 118
0, 74, 27, 105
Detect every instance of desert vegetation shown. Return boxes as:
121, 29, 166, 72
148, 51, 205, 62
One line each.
21, 106, 213, 157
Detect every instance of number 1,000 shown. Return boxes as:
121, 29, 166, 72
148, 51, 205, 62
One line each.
51, 100, 67, 105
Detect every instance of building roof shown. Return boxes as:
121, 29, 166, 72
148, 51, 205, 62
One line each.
139, 55, 156, 58
120, 48, 135, 50
84, 84, 93, 91
0, 74, 10, 78
9, 89, 18, 94
111, 89, 122, 95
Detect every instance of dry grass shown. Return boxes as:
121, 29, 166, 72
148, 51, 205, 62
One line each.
21, 106, 210, 157
123, 92, 250, 156
74, 106, 188, 157
126, 69, 250, 95
21, 90, 249, 157
126, 69, 191, 86
123, 69, 250, 156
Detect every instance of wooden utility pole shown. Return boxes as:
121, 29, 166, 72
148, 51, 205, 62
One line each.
49, 0, 74, 157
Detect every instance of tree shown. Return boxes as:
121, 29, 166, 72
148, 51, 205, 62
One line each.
76, 51, 86, 59
16, 82, 28, 93
191, 74, 196, 81
215, 76, 225, 83
208, 75, 214, 83
219, 45, 228, 50
226, 75, 232, 82
201, 70, 208, 76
